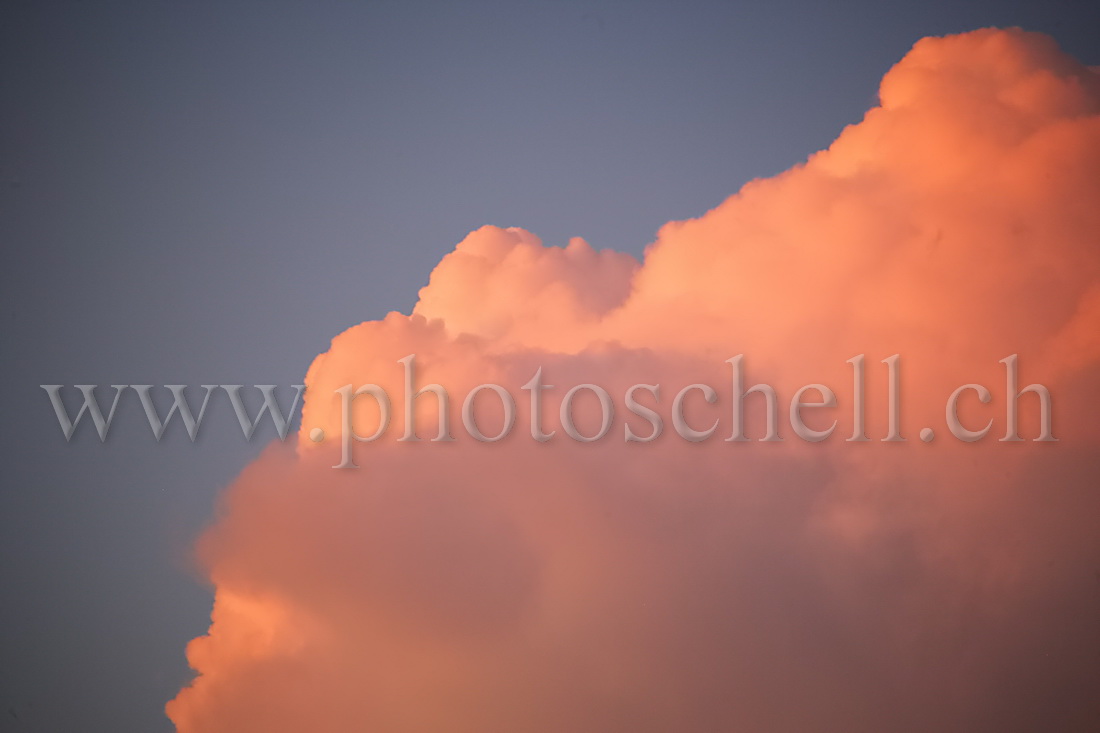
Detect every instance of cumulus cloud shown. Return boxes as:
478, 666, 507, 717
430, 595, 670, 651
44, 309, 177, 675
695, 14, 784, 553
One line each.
168, 29, 1100, 732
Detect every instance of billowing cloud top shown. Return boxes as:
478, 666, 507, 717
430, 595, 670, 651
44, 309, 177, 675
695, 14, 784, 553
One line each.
169, 29, 1100, 732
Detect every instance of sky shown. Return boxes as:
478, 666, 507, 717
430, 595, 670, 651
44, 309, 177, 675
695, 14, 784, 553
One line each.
2, 1, 1099, 731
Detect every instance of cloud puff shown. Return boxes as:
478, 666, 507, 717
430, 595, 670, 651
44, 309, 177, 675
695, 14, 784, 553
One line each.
168, 29, 1100, 732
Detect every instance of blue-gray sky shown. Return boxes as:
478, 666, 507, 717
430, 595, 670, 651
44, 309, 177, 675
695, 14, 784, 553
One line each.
1, 1, 1098, 730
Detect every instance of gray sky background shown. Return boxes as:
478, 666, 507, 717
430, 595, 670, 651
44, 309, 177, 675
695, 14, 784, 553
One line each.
2, 1, 1098, 730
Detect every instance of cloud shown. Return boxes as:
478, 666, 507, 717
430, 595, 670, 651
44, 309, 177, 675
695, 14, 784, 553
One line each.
168, 29, 1100, 732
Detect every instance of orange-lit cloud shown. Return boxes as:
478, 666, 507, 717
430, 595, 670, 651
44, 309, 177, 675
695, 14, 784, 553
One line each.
168, 29, 1100, 732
